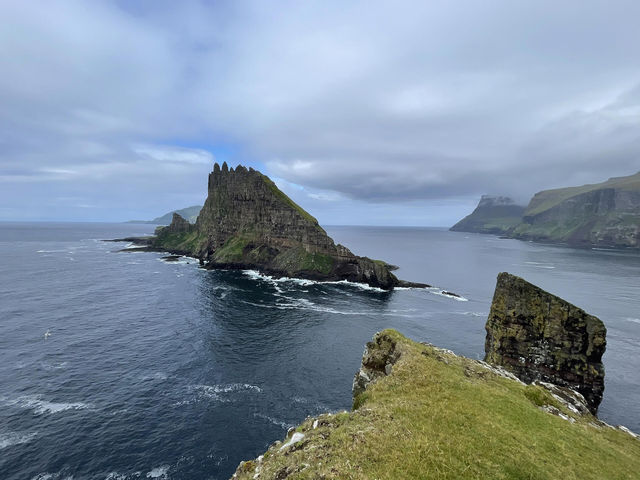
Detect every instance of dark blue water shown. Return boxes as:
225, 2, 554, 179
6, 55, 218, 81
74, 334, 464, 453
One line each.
1, 223, 639, 480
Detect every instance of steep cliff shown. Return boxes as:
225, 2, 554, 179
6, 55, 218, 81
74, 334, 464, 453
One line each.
152, 163, 416, 289
485, 272, 606, 413
231, 330, 638, 480
510, 172, 640, 247
450, 195, 525, 234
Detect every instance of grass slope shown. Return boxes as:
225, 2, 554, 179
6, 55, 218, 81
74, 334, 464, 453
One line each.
233, 330, 640, 480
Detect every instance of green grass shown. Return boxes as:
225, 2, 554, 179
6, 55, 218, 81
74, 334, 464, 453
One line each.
212, 235, 254, 263
271, 247, 335, 275
153, 229, 206, 254
233, 330, 640, 479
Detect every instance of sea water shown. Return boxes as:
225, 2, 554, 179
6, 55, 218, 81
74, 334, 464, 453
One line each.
1, 223, 638, 479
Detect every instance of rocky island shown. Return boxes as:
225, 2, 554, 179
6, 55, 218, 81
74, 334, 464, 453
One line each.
451, 171, 640, 248
119, 163, 427, 290
230, 274, 638, 479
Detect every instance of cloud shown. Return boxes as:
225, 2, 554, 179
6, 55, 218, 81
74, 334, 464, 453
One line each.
132, 144, 214, 165
1, 0, 640, 222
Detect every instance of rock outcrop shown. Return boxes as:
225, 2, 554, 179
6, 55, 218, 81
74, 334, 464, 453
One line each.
149, 163, 426, 289
485, 272, 606, 413
450, 195, 525, 234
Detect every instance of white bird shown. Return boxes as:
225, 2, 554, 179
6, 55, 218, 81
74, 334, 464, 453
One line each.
44, 330, 51, 340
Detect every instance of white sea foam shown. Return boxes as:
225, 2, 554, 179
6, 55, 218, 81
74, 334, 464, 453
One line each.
140, 372, 168, 382
242, 270, 387, 292
3, 395, 91, 415
175, 383, 262, 406
522, 261, 555, 269
146, 465, 170, 478
0, 431, 38, 449
253, 412, 294, 430
41, 361, 69, 371
427, 288, 469, 302
625, 317, 640, 325
455, 311, 487, 317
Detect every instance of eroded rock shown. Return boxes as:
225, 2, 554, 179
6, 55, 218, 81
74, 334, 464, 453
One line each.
485, 272, 606, 413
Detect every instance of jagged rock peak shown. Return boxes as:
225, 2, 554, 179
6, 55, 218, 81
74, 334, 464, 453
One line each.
485, 272, 606, 413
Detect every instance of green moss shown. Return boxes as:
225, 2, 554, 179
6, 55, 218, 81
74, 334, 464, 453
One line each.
233, 329, 640, 480
212, 235, 254, 263
259, 174, 321, 226
153, 229, 207, 254
272, 247, 335, 275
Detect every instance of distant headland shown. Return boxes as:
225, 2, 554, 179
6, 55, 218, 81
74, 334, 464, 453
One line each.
451, 171, 640, 248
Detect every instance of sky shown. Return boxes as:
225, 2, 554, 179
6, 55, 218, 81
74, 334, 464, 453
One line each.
1, 0, 639, 226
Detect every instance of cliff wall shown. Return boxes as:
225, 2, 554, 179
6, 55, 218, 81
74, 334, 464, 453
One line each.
485, 272, 606, 413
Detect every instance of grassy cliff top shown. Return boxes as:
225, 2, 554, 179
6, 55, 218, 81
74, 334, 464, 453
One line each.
232, 330, 639, 480
525, 171, 640, 217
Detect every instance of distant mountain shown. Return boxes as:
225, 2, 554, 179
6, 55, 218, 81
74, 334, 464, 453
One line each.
450, 195, 525, 234
128, 205, 202, 225
450, 172, 640, 248
511, 172, 640, 247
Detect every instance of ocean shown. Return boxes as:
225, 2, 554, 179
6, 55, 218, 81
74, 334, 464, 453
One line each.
1, 223, 639, 480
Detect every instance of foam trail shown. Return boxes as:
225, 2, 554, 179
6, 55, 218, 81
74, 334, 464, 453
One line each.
0, 431, 38, 449
3, 395, 90, 415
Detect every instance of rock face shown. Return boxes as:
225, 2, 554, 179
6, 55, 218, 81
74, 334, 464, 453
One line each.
485, 272, 606, 413
352, 331, 400, 402
152, 163, 420, 289
450, 195, 525, 235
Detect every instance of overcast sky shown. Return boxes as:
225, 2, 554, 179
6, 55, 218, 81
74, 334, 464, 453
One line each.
1, 1, 639, 225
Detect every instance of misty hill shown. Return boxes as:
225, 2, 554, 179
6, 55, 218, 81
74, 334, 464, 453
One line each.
128, 205, 202, 225
450, 195, 525, 234
511, 171, 640, 247
147, 163, 427, 290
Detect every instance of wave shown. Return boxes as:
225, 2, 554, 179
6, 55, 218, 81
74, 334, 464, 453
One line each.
175, 383, 262, 406
522, 261, 555, 269
427, 288, 469, 302
253, 412, 294, 430
625, 318, 640, 325
242, 298, 418, 317
2, 394, 91, 415
0, 431, 38, 449
30, 473, 74, 480
455, 311, 487, 317
140, 372, 168, 382
242, 270, 387, 292
146, 465, 170, 479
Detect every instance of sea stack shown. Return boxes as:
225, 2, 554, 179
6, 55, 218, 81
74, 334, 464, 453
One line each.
152, 163, 424, 289
484, 272, 606, 413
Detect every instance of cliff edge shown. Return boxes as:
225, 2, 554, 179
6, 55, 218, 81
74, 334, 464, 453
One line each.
231, 330, 638, 480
